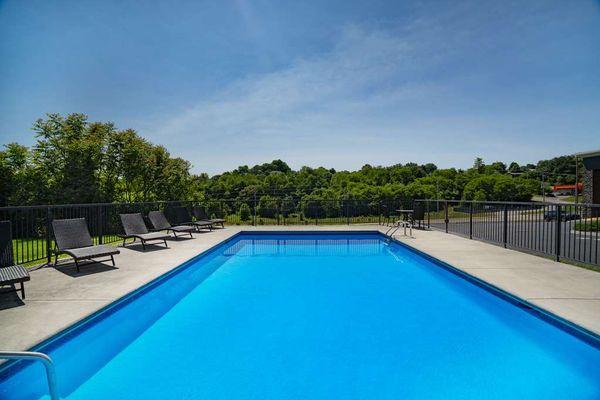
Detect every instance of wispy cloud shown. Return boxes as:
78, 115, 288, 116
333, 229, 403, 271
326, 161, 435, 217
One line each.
156, 25, 449, 172
154, 2, 600, 174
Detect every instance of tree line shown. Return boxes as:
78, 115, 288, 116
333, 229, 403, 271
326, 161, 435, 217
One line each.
0, 113, 580, 208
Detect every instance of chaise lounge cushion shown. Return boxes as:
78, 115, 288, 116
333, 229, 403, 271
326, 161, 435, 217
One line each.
0, 265, 30, 285
192, 207, 225, 224
192, 220, 213, 228
134, 232, 171, 241
62, 244, 120, 260
120, 213, 171, 241
120, 213, 151, 235
148, 211, 195, 233
170, 225, 195, 233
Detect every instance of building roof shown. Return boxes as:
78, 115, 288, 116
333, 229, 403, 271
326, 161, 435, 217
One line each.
574, 149, 600, 158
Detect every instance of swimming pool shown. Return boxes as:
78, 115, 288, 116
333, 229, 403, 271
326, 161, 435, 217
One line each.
1, 232, 599, 399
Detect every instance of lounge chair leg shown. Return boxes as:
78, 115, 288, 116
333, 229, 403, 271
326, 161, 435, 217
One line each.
20, 282, 25, 299
142, 241, 146, 251
163, 239, 168, 248
122, 238, 127, 247
53, 253, 58, 267
189, 232, 193, 238
110, 254, 115, 267
75, 259, 80, 273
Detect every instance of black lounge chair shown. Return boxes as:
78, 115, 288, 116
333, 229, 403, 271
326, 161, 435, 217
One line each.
148, 211, 194, 239
119, 213, 170, 250
192, 206, 225, 228
0, 221, 30, 299
52, 218, 120, 272
169, 207, 213, 231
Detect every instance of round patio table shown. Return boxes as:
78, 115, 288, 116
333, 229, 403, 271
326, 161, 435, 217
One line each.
395, 209, 414, 221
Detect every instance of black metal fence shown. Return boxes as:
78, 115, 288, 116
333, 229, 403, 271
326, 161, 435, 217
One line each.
416, 200, 600, 267
0, 199, 401, 267
5, 198, 598, 268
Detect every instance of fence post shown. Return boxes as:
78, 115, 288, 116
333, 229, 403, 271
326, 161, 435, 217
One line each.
555, 205, 562, 262
503, 204, 508, 248
252, 194, 257, 226
469, 202, 473, 239
45, 206, 52, 265
346, 201, 350, 225
427, 201, 430, 228
98, 206, 103, 245
444, 201, 449, 233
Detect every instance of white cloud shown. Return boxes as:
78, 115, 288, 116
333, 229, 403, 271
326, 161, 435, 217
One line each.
154, 5, 600, 175
155, 26, 452, 173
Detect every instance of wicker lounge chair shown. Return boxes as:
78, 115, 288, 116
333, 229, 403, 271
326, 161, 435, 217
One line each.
192, 206, 225, 228
148, 211, 194, 239
52, 218, 120, 272
119, 213, 170, 249
169, 207, 213, 231
0, 221, 30, 299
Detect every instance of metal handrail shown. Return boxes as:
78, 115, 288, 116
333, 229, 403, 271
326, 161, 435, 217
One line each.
0, 351, 59, 400
385, 220, 413, 238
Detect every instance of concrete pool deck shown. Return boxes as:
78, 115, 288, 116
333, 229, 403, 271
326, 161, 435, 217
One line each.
0, 225, 599, 353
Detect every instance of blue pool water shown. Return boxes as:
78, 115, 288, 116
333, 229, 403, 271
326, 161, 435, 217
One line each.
1, 233, 599, 399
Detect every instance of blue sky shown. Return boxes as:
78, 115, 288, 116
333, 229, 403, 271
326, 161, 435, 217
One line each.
1, 0, 599, 174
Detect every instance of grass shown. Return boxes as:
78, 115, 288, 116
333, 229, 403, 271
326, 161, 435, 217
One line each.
573, 219, 600, 232
560, 195, 584, 203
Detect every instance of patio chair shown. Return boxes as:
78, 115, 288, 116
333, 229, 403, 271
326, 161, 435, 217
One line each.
0, 221, 30, 299
52, 218, 120, 272
411, 202, 426, 229
148, 211, 195, 239
169, 207, 213, 231
119, 213, 170, 250
192, 206, 225, 228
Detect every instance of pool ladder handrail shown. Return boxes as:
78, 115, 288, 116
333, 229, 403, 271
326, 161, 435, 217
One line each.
385, 220, 413, 238
0, 350, 60, 400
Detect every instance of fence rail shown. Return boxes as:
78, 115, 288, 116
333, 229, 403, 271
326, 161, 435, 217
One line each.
0, 199, 403, 267
416, 199, 600, 267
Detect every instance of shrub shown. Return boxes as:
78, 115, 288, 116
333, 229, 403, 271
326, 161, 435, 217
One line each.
239, 203, 252, 221
301, 195, 324, 219
257, 195, 278, 218
574, 219, 600, 232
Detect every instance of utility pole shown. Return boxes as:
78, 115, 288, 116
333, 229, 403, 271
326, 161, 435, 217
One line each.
541, 173, 545, 203
436, 178, 440, 212
575, 156, 579, 205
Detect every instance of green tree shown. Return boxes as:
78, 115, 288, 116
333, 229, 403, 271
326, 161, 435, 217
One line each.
462, 175, 537, 202
473, 157, 485, 173
32, 113, 109, 204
